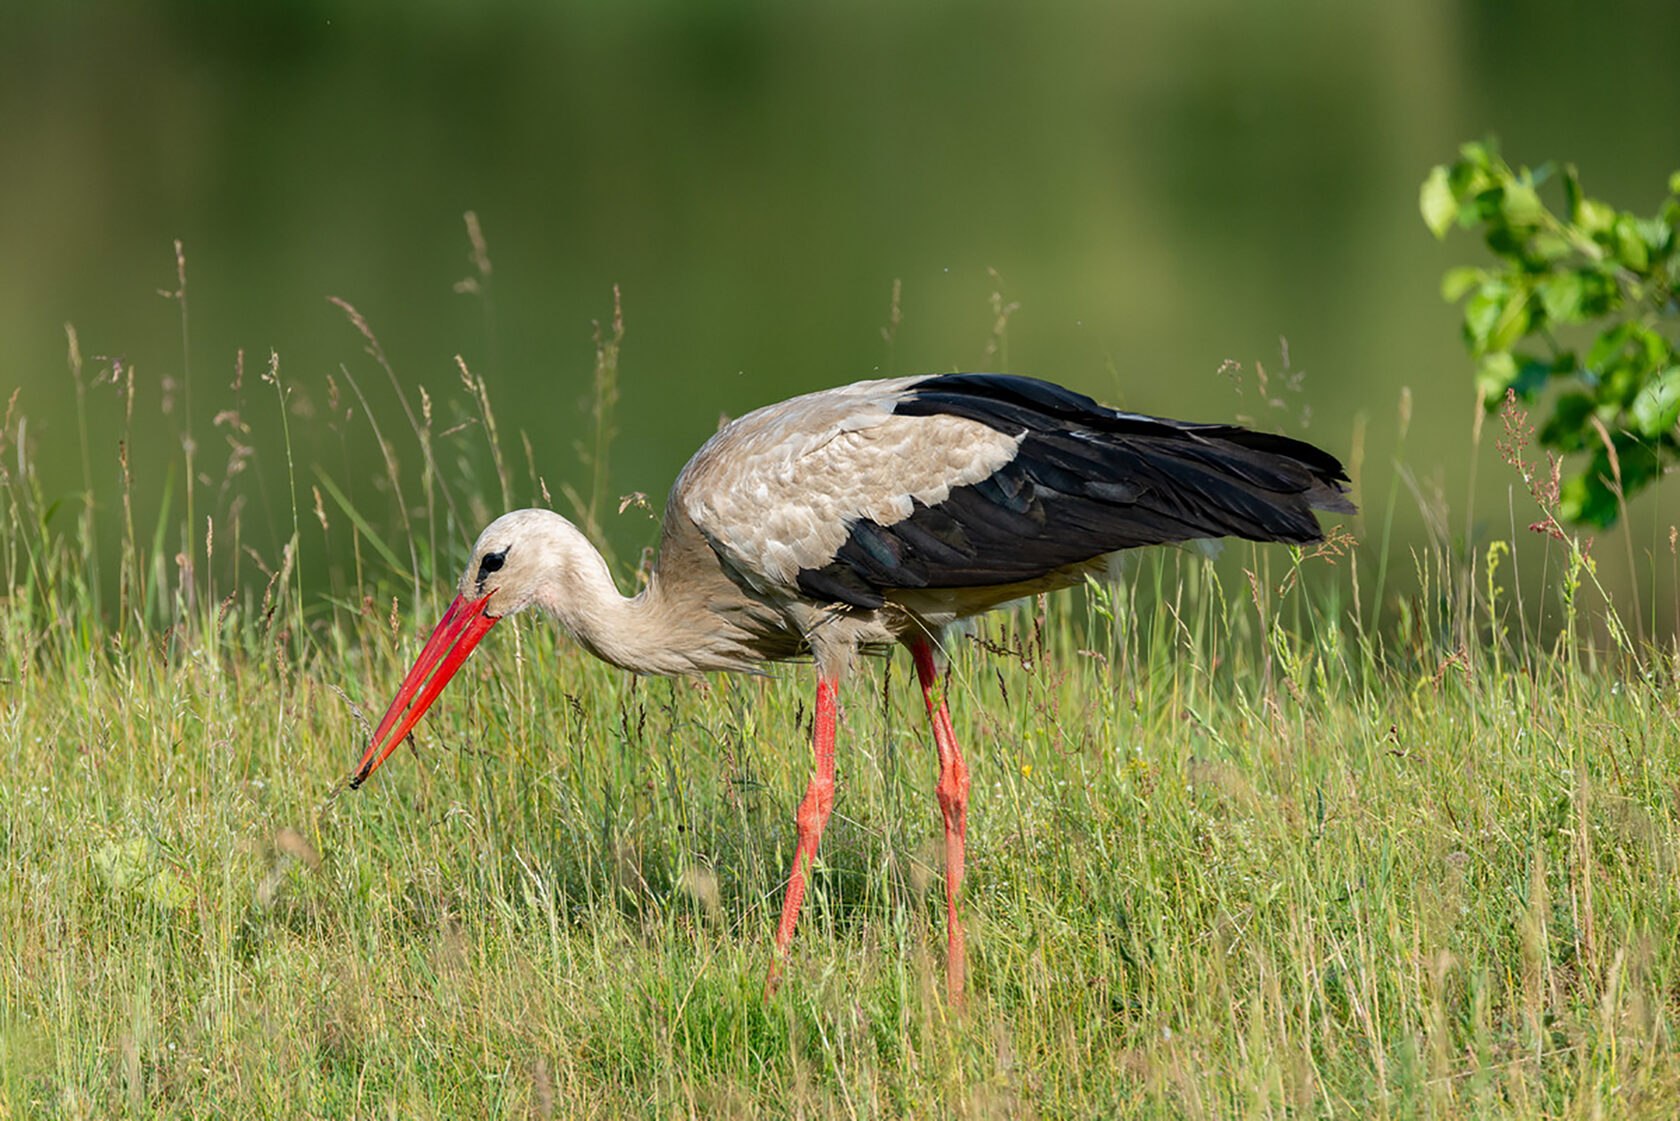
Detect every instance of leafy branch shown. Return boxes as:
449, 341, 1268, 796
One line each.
1421, 140, 1680, 526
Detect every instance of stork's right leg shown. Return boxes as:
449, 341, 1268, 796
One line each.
765, 675, 838, 997
909, 638, 970, 1004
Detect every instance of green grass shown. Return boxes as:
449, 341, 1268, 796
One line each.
4, 289, 1680, 1116
4, 525, 1678, 1117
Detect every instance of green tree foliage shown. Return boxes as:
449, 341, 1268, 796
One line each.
1422, 141, 1680, 526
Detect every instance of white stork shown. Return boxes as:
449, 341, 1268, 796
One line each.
350, 373, 1354, 1001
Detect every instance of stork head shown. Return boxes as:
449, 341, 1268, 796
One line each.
456, 508, 583, 617
350, 509, 582, 788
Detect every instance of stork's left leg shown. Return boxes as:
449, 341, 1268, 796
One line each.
765, 674, 839, 998
909, 638, 969, 1004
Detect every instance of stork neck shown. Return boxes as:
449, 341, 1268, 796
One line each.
535, 550, 703, 676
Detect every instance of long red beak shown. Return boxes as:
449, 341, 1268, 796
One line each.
350, 592, 500, 788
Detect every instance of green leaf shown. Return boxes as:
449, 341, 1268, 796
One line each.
1631, 216, 1674, 260
1574, 269, 1619, 318
1501, 180, 1544, 227
1481, 352, 1556, 405
1475, 352, 1517, 403
1538, 272, 1585, 323
1440, 267, 1484, 301
1462, 283, 1509, 352
1564, 164, 1584, 220
1575, 197, 1616, 238
1420, 165, 1458, 239
1470, 187, 1508, 228
1630, 367, 1680, 437
1459, 139, 1499, 169
1606, 364, 1646, 408
1669, 170, 1680, 197
1616, 438, 1666, 492
1586, 322, 1637, 371
1528, 232, 1574, 263
1486, 286, 1533, 353
1634, 324, 1670, 367
1539, 391, 1597, 452
1589, 323, 1669, 384
1512, 355, 1556, 399
1613, 215, 1651, 272
1538, 269, 1614, 323
1558, 471, 1617, 528
1660, 197, 1680, 238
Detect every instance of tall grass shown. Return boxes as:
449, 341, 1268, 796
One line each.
1, 245, 1678, 1118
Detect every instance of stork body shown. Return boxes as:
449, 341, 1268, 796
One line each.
351, 373, 1354, 1001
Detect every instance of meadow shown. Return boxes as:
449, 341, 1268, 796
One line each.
2, 305, 1679, 1118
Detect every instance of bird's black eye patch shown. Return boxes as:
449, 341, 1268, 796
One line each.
476, 547, 508, 586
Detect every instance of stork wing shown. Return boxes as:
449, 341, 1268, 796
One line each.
680, 373, 1354, 610
675, 377, 1022, 596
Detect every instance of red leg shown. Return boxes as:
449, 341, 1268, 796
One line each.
910, 638, 970, 1004
765, 675, 839, 997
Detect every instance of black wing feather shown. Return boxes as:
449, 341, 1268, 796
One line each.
796, 373, 1354, 609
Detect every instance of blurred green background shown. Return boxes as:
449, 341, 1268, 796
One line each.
2, 0, 1677, 628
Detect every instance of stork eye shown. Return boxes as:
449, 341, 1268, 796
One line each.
477, 548, 508, 582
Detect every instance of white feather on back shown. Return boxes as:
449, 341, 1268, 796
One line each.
675, 379, 1021, 591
